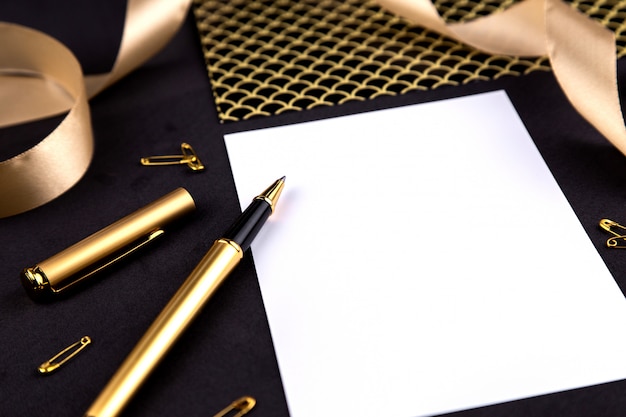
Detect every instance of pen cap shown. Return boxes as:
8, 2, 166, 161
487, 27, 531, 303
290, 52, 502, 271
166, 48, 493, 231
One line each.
21, 188, 196, 301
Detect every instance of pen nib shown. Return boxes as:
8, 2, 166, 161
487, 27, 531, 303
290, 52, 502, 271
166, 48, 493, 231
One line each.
257, 176, 285, 212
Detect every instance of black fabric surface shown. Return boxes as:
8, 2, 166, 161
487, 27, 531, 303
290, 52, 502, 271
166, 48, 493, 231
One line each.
2, 2, 626, 417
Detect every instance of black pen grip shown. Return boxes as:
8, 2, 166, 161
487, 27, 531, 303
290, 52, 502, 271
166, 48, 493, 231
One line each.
223, 198, 272, 252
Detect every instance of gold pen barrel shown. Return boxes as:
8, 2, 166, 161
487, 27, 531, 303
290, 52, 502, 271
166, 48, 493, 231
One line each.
84, 238, 243, 417
84, 177, 285, 417
21, 188, 196, 300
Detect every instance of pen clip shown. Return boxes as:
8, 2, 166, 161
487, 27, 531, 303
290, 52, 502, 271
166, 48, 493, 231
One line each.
38, 336, 92, 374
213, 396, 256, 417
54, 229, 165, 293
599, 219, 626, 248
140, 143, 205, 171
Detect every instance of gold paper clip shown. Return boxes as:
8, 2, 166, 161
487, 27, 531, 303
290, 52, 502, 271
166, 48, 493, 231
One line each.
599, 218, 626, 248
38, 336, 92, 375
140, 142, 205, 171
213, 396, 256, 417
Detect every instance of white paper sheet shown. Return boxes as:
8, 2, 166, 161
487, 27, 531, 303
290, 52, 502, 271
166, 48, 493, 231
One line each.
224, 91, 626, 417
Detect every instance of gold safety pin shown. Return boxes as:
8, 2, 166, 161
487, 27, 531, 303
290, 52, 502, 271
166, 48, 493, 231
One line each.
599, 219, 626, 248
140, 142, 205, 171
213, 396, 256, 417
38, 336, 92, 375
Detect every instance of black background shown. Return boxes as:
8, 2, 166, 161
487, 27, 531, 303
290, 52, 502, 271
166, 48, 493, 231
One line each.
2, 1, 626, 416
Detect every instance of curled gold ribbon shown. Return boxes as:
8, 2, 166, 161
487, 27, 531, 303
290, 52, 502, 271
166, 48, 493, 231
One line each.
0, 0, 192, 218
376, 0, 626, 153
2, 0, 623, 217
0, 23, 92, 218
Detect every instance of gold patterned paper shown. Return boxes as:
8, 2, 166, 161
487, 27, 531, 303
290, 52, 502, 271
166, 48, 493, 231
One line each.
192, 0, 626, 122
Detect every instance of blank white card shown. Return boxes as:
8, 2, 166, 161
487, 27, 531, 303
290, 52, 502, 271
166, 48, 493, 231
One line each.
224, 91, 626, 417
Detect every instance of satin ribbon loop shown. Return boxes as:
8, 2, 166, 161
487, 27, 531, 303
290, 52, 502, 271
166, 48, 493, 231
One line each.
2, 0, 625, 217
0, 23, 93, 218
376, 0, 626, 156
0, 0, 192, 218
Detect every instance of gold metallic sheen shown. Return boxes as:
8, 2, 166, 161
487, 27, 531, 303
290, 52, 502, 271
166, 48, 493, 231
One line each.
38, 336, 92, 375
21, 267, 49, 296
599, 218, 626, 248
84, 238, 243, 417
140, 142, 205, 171
213, 396, 256, 417
255, 176, 285, 212
21, 188, 195, 299
193, 0, 625, 122
0, 0, 192, 217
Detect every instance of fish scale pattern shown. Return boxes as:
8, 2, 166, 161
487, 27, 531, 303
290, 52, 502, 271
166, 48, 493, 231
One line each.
192, 0, 626, 122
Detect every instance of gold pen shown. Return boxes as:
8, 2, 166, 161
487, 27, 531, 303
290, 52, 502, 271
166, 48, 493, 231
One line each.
84, 177, 285, 417
21, 188, 196, 301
